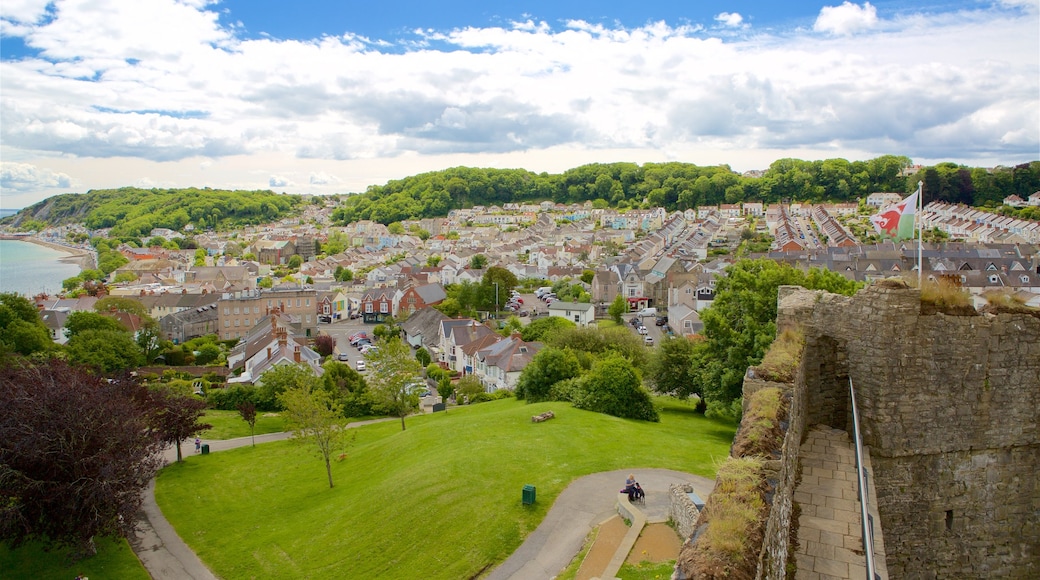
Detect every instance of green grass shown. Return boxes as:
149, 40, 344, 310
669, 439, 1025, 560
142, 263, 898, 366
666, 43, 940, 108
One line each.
596, 319, 622, 328
618, 559, 678, 579
156, 397, 735, 579
202, 409, 286, 440
0, 536, 149, 580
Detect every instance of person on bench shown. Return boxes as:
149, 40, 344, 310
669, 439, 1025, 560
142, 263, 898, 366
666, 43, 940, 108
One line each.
621, 474, 644, 502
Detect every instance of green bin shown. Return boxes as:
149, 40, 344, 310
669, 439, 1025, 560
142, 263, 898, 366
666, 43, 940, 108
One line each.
201, 444, 210, 455
522, 484, 536, 505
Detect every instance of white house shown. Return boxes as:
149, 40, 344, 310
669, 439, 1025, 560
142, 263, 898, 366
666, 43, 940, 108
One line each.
547, 301, 595, 327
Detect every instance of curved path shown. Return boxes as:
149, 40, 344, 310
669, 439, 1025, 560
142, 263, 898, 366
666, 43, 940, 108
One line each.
131, 427, 713, 580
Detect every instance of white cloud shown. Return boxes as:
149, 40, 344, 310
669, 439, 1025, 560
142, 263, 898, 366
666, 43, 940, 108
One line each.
814, 2, 879, 36
0, 0, 51, 24
0, 162, 72, 191
0, 1, 1036, 205
269, 175, 293, 188
714, 12, 744, 27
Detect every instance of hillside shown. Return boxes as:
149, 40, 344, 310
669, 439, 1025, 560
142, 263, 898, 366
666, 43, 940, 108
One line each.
4, 187, 302, 238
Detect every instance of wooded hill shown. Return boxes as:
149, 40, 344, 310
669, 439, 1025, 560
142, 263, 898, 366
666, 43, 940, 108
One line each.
7, 157, 1039, 234
332, 157, 1040, 224
7, 187, 302, 238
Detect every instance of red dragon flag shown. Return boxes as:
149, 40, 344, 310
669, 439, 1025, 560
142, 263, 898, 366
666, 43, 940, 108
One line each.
870, 190, 920, 241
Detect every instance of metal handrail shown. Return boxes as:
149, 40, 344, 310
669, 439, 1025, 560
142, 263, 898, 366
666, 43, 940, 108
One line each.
849, 377, 879, 580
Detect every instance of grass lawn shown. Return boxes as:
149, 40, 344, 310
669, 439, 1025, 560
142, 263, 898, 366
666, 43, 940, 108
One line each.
156, 397, 734, 579
0, 536, 149, 580
202, 409, 286, 440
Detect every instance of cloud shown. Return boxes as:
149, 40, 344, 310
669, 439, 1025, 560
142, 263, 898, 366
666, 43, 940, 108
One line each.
269, 175, 293, 188
714, 12, 744, 28
0, 162, 72, 191
814, 2, 879, 36
0, 0, 1036, 204
0, 0, 52, 24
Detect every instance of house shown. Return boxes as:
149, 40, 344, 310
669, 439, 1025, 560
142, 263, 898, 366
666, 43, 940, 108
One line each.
253, 239, 297, 265
218, 287, 318, 341
393, 283, 447, 318
226, 315, 324, 385
360, 287, 395, 324
400, 307, 450, 352
472, 335, 542, 392
160, 302, 219, 344
667, 304, 703, 336
547, 301, 595, 327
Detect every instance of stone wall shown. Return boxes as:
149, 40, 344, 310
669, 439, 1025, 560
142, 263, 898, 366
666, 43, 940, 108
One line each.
777, 285, 1040, 578
669, 484, 702, 540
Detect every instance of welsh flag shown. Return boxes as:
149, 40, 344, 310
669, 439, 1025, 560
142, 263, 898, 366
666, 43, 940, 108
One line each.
870, 190, 919, 241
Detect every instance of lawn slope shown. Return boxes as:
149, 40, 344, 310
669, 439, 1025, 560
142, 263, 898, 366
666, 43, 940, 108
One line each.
156, 398, 734, 579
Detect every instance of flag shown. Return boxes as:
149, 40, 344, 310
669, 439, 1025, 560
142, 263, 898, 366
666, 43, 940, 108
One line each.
870, 191, 919, 241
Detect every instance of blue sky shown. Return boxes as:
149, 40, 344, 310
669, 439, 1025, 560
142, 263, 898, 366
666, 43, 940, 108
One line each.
1, 0, 1037, 208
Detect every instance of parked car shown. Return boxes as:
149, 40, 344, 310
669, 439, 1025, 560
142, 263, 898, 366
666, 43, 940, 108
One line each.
355, 360, 366, 371
355, 340, 372, 350
360, 345, 378, 355
349, 312, 361, 319
318, 315, 332, 323
655, 316, 668, 326
519, 310, 529, 317
337, 352, 350, 362
638, 325, 648, 335
644, 336, 654, 346
630, 317, 641, 326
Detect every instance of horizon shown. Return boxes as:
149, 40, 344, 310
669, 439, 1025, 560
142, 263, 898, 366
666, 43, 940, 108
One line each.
2, 0, 1037, 210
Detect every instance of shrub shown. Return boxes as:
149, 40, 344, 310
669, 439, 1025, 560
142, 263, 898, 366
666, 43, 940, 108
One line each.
755, 327, 804, 383
468, 389, 514, 404
548, 376, 584, 402
679, 456, 766, 580
207, 384, 270, 411
919, 278, 976, 315
731, 388, 785, 458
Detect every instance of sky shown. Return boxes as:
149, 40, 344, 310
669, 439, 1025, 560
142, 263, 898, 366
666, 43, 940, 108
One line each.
1, 0, 1038, 209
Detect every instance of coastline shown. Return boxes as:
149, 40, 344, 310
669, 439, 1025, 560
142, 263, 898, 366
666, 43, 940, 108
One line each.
20, 237, 96, 271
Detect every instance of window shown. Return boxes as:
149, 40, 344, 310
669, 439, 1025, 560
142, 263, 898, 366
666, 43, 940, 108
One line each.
223, 307, 230, 315
306, 298, 311, 306
233, 306, 240, 315
306, 315, 311, 323
365, 303, 373, 313
224, 320, 230, 328
296, 298, 301, 307
380, 302, 389, 313
253, 306, 259, 314
234, 319, 240, 327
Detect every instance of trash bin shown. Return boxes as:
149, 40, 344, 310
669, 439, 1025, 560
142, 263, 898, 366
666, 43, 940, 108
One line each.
201, 444, 210, 455
522, 484, 536, 505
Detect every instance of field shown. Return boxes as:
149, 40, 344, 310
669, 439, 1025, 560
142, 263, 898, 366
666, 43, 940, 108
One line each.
155, 398, 734, 579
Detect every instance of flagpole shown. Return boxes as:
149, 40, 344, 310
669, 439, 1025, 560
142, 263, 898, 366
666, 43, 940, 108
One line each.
917, 180, 923, 288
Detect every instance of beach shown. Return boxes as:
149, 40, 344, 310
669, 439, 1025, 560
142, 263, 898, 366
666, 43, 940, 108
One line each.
21, 237, 96, 271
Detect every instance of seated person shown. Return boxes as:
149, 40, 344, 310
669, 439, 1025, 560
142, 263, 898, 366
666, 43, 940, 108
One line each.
621, 474, 643, 502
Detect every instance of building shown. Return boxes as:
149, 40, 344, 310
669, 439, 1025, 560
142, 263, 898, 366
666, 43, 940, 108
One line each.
547, 301, 595, 327
217, 288, 318, 341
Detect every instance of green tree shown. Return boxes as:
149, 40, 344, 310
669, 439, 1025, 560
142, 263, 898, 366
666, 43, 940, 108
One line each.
257, 363, 319, 411
321, 359, 373, 417
608, 294, 627, 324
580, 269, 595, 284
572, 354, 659, 421
258, 276, 274, 288
426, 255, 442, 267
469, 254, 488, 269
366, 338, 423, 430
455, 375, 484, 403
697, 259, 861, 418
0, 292, 52, 357
515, 347, 582, 402
415, 347, 432, 367
63, 311, 126, 339
194, 248, 207, 266
279, 374, 352, 488
387, 222, 405, 235
549, 326, 647, 370
520, 315, 577, 342
288, 254, 303, 269
194, 343, 221, 365
66, 329, 143, 373
645, 336, 702, 399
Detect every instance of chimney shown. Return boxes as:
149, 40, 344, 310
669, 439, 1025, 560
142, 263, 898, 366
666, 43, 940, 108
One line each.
267, 347, 272, 359
277, 329, 287, 348
271, 316, 277, 331
293, 345, 301, 363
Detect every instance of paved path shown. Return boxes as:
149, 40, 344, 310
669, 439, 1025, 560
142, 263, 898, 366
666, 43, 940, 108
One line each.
793, 426, 889, 580
485, 469, 715, 580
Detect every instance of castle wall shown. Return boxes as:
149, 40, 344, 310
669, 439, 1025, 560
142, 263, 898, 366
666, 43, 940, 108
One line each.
782, 285, 1040, 578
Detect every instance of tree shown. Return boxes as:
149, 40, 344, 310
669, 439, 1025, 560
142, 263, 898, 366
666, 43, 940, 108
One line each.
645, 336, 703, 399
313, 334, 336, 358
287, 254, 303, 269
415, 347, 432, 367
0, 292, 51, 357
469, 254, 488, 269
194, 342, 221, 365
520, 315, 577, 342
697, 259, 861, 418
455, 374, 484, 402
366, 338, 422, 430
581, 269, 595, 284
515, 347, 582, 402
321, 359, 373, 417
237, 401, 258, 447
66, 329, 143, 373
0, 359, 165, 557
149, 386, 211, 463
63, 310, 125, 339
278, 377, 351, 488
608, 294, 627, 324
258, 363, 319, 411
572, 354, 659, 421
549, 326, 647, 370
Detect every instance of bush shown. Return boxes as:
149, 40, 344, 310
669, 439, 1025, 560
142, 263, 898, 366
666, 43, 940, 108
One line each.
548, 376, 584, 402
755, 327, 804, 383
207, 384, 272, 411
468, 390, 514, 404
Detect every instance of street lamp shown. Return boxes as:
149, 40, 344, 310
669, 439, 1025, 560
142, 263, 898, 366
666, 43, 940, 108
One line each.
493, 282, 499, 316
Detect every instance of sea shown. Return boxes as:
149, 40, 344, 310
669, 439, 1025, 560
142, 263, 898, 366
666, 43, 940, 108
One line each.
0, 239, 81, 297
